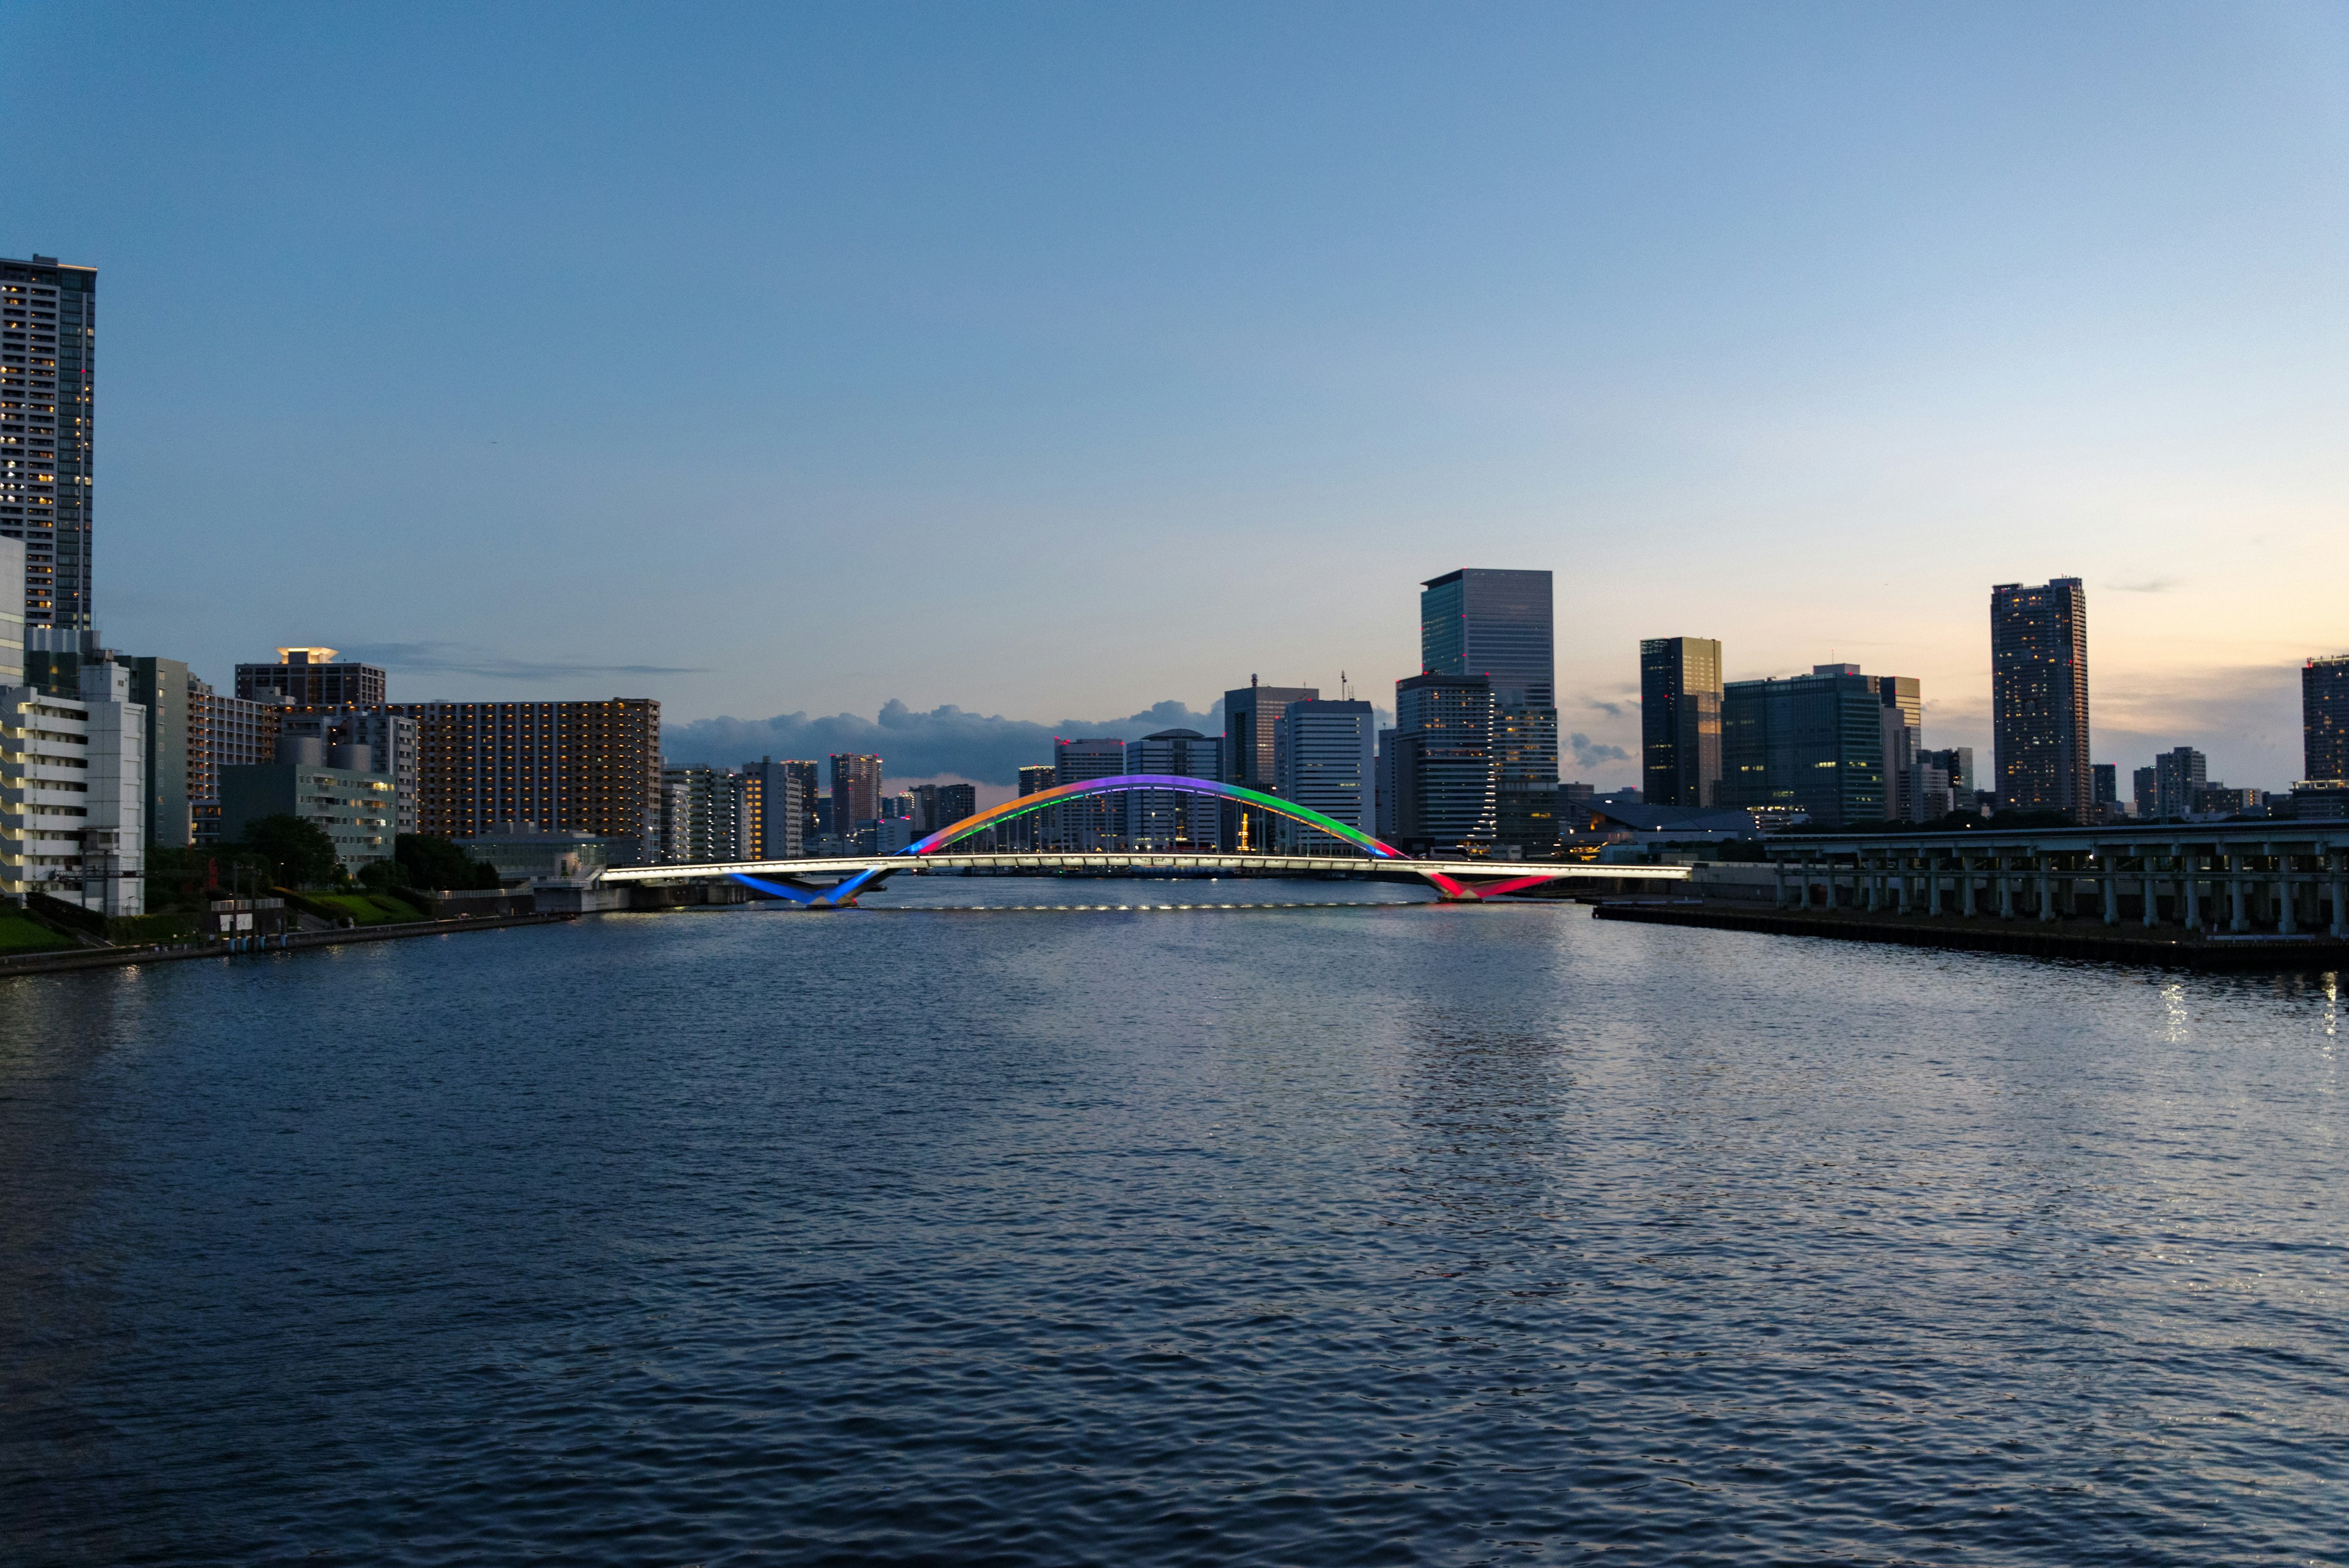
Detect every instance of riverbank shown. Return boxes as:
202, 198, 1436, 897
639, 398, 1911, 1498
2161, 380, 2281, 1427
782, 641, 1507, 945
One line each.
0, 910, 576, 979
1593, 899, 2349, 970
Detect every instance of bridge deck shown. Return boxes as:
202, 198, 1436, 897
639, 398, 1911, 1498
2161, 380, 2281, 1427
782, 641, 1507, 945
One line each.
599, 853, 1693, 886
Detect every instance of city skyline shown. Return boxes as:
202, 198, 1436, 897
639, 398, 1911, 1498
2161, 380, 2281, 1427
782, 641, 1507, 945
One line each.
7, 6, 2347, 793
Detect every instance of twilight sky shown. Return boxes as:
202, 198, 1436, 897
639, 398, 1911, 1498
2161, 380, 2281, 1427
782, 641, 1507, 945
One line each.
8, 2, 2346, 792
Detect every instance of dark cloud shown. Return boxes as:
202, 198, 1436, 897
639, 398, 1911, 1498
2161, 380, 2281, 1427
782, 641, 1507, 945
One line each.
1568, 732, 1631, 767
343, 641, 706, 681
665, 699, 1225, 784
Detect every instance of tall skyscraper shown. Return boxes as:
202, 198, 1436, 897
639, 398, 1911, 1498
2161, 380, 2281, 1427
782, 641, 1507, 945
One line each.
237, 647, 388, 707
0, 256, 97, 631
1422, 569, 1557, 847
1224, 678, 1316, 853
1274, 699, 1373, 852
1639, 637, 1722, 809
1991, 578, 2091, 820
1390, 672, 1496, 853
1720, 667, 1885, 828
2306, 655, 2349, 784
2091, 764, 2118, 816
830, 753, 882, 836
1127, 729, 1221, 849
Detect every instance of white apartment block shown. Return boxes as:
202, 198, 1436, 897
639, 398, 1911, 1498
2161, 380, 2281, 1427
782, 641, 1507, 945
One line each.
2, 656, 146, 915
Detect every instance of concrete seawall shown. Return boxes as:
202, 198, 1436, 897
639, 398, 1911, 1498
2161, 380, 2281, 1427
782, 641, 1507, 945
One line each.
0, 911, 576, 980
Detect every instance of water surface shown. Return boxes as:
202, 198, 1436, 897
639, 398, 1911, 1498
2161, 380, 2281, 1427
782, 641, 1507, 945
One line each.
3, 879, 2343, 1564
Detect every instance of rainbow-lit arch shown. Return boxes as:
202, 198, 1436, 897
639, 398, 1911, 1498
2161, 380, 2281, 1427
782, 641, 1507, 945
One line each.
910, 774, 1405, 860
730, 774, 1485, 904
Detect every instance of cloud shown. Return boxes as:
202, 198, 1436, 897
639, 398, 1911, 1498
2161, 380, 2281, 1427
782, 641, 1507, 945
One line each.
2107, 576, 2183, 594
1568, 732, 1631, 767
342, 641, 706, 681
664, 698, 1226, 784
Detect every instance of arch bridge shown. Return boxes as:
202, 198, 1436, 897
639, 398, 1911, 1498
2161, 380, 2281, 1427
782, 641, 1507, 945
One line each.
596, 774, 1690, 908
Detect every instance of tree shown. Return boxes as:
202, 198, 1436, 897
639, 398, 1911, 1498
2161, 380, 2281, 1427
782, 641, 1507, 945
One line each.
240, 815, 342, 890
392, 834, 504, 891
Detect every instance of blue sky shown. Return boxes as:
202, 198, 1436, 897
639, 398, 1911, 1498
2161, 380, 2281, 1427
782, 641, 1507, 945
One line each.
8, 2, 2346, 791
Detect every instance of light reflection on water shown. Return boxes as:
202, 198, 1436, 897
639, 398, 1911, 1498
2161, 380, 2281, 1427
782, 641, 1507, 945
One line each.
2, 885, 2343, 1566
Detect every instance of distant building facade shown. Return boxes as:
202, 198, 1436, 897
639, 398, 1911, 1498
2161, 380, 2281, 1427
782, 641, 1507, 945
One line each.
1127, 728, 1222, 849
2307, 655, 2349, 784
280, 706, 419, 838
1390, 671, 1496, 853
1640, 636, 1722, 809
1053, 737, 1127, 850
1992, 578, 2091, 821
1224, 680, 1316, 853
220, 734, 393, 876
236, 647, 388, 707
1274, 699, 1373, 852
830, 754, 882, 845
1720, 666, 1885, 828
387, 699, 662, 860
2153, 746, 2207, 821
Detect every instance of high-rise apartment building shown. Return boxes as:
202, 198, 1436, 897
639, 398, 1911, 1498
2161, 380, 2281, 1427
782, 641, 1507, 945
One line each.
740, 757, 804, 858
2132, 765, 2158, 820
237, 647, 387, 707
2306, 655, 2349, 784
1992, 578, 2091, 820
188, 680, 284, 845
778, 759, 819, 849
0, 256, 97, 631
1640, 637, 1723, 809
1720, 667, 1885, 828
830, 753, 882, 839
1422, 569, 1557, 848
1390, 672, 1496, 853
2091, 764, 2118, 818
1127, 729, 1221, 849
1224, 679, 1317, 852
1274, 699, 1374, 852
660, 764, 736, 864
2152, 746, 2207, 821
1053, 737, 1126, 850
386, 699, 661, 856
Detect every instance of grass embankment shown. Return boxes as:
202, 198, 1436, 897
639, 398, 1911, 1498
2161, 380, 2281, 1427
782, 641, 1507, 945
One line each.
308, 892, 428, 926
0, 909, 77, 954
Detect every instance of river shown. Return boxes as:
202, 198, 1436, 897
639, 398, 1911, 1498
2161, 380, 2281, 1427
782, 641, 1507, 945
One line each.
4, 879, 2343, 1564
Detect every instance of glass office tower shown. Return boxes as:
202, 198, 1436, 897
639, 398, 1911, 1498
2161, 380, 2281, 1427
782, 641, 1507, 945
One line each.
1420, 570, 1556, 849
1639, 637, 1722, 808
